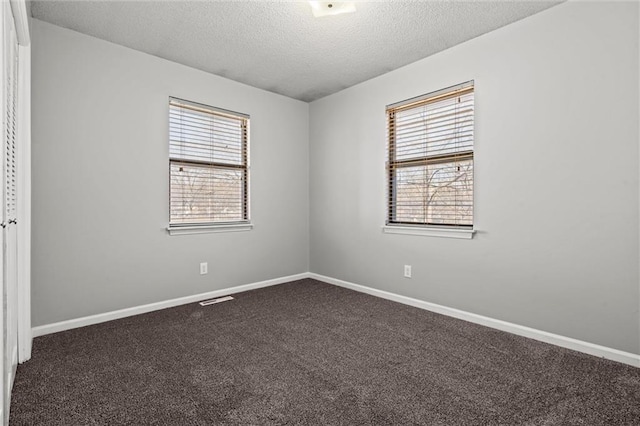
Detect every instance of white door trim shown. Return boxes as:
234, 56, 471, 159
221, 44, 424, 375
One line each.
8, 1, 29, 47
16, 41, 30, 364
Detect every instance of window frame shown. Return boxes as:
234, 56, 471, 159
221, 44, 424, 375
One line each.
384, 81, 475, 239
167, 97, 252, 235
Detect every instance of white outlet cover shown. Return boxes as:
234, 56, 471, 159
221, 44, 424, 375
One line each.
404, 265, 412, 278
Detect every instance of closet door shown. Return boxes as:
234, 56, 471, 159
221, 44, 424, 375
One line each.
1, 1, 19, 423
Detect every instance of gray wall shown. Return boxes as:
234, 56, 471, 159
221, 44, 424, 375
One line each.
32, 2, 640, 355
309, 2, 640, 354
31, 19, 309, 326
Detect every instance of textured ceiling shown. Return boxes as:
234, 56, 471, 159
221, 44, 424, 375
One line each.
31, 1, 562, 102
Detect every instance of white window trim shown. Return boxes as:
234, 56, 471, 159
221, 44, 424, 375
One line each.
383, 225, 475, 239
386, 81, 475, 232
167, 222, 253, 236
168, 97, 250, 228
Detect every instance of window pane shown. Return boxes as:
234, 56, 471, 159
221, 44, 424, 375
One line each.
170, 162, 245, 224
392, 159, 473, 226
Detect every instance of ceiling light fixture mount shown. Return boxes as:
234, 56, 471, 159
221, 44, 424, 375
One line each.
309, 1, 356, 18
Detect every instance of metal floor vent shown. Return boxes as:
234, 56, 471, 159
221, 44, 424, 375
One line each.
199, 296, 234, 306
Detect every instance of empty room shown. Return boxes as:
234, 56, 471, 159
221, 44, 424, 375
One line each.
0, 0, 639, 424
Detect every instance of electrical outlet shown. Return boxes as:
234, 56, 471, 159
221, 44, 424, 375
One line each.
200, 262, 208, 275
404, 265, 412, 278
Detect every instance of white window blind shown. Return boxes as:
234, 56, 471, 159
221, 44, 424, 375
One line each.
169, 97, 249, 226
387, 81, 474, 227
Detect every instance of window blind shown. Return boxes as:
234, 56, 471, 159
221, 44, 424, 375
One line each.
169, 97, 249, 225
387, 82, 474, 227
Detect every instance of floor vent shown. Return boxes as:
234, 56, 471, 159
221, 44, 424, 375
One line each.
199, 296, 234, 306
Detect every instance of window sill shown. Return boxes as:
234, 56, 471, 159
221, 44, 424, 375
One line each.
167, 223, 253, 236
382, 225, 475, 239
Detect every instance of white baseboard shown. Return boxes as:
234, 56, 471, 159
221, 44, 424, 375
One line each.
309, 273, 640, 368
31, 271, 640, 368
32, 272, 311, 338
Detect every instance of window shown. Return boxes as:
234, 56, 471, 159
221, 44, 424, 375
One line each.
169, 98, 250, 231
386, 82, 474, 232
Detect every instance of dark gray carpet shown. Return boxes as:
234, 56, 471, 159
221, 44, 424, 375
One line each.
10, 279, 640, 425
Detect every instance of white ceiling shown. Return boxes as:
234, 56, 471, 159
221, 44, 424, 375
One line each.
31, 1, 562, 102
